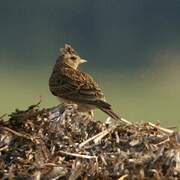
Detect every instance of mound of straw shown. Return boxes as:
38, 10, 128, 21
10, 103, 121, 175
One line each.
0, 102, 180, 179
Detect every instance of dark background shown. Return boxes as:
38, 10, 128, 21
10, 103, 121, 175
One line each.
1, 0, 180, 127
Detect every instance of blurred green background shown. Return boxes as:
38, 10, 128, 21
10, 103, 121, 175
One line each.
0, 1, 180, 128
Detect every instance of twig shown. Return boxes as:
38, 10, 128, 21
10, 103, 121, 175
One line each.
78, 131, 107, 148
0, 126, 31, 140
59, 150, 97, 159
34, 171, 41, 180
0, 113, 6, 120
118, 174, 128, 180
100, 155, 107, 165
69, 160, 82, 180
51, 175, 66, 180
29, 97, 42, 109
79, 118, 132, 148
0, 145, 9, 152
94, 127, 114, 144
79, 126, 115, 148
154, 137, 170, 145
148, 122, 174, 135
120, 117, 132, 125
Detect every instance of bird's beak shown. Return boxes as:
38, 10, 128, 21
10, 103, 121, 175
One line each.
80, 59, 87, 64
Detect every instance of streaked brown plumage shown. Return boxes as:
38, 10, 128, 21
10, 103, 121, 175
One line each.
49, 44, 120, 120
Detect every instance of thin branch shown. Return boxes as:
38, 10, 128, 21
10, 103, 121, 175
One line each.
59, 150, 97, 159
94, 128, 114, 144
148, 122, 174, 135
120, 117, 132, 125
79, 126, 115, 148
0, 145, 9, 152
0, 113, 6, 120
118, 174, 128, 180
0, 126, 31, 140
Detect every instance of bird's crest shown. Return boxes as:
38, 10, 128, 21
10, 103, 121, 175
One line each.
60, 44, 78, 56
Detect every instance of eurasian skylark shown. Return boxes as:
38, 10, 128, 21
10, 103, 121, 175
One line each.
49, 44, 120, 120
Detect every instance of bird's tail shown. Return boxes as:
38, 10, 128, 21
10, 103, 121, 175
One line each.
99, 107, 120, 120
93, 100, 120, 120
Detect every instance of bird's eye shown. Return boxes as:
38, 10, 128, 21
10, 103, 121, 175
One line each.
70, 56, 76, 60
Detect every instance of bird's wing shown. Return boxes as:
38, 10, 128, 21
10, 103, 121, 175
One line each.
58, 67, 105, 102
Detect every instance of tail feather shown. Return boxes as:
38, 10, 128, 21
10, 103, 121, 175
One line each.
92, 100, 120, 120
100, 107, 120, 120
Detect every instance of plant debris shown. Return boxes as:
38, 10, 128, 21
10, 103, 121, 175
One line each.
0, 103, 180, 179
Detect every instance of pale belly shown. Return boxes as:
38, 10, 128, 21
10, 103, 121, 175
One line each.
57, 97, 96, 112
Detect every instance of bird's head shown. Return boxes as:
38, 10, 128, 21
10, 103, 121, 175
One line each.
60, 44, 87, 69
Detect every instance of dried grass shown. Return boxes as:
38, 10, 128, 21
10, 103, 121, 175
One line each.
0, 103, 180, 179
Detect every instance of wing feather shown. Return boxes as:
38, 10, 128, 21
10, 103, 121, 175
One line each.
57, 67, 104, 102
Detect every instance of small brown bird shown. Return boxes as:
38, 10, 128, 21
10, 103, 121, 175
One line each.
49, 44, 120, 120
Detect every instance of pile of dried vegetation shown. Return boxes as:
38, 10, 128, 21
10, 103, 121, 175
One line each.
0, 102, 180, 179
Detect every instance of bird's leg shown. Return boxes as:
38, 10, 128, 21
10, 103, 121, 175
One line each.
82, 110, 94, 121
89, 110, 94, 119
